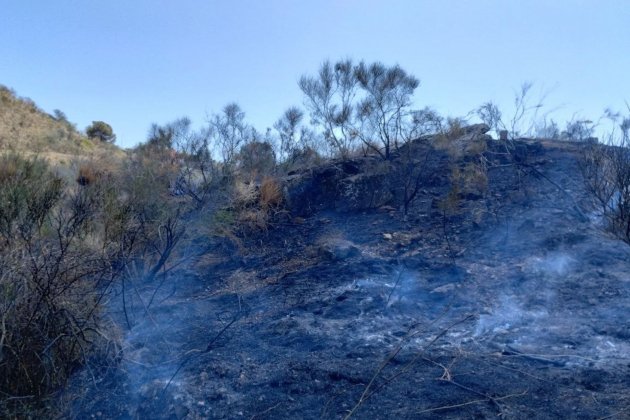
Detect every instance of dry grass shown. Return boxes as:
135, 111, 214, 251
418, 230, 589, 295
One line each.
461, 162, 489, 195
0, 157, 18, 183
434, 119, 488, 159
233, 179, 258, 207
226, 176, 286, 234
0, 85, 125, 165
259, 176, 283, 209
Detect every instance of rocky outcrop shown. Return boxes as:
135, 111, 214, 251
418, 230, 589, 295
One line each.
282, 124, 495, 217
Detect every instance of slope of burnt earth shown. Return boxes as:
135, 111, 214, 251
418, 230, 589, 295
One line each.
67, 137, 629, 419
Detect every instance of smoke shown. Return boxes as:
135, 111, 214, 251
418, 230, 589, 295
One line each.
66, 274, 206, 417
529, 252, 574, 277
474, 294, 548, 338
475, 252, 573, 341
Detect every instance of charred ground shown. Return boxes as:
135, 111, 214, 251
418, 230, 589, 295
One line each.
66, 134, 630, 419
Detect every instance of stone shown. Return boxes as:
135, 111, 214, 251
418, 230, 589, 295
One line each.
317, 238, 361, 261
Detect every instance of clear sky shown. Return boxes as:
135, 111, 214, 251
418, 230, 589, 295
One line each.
1, 0, 628, 148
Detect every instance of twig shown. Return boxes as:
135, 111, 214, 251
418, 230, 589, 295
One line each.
386, 265, 404, 306
503, 346, 599, 365
344, 313, 474, 419
249, 402, 282, 420
474, 354, 549, 382
597, 406, 630, 420
417, 390, 527, 414
161, 307, 242, 396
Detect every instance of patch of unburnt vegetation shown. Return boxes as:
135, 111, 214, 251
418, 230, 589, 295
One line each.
0, 86, 121, 161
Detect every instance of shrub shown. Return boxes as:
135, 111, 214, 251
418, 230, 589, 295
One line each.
0, 154, 118, 415
76, 164, 98, 186
106, 146, 187, 284
238, 141, 276, 177
580, 130, 630, 243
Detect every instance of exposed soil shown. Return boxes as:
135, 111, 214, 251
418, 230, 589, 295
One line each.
67, 140, 630, 419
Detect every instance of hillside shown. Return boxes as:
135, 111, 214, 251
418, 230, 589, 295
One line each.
0, 85, 124, 164
1, 86, 628, 418
63, 132, 630, 419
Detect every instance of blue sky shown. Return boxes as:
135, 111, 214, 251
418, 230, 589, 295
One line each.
1, 0, 628, 148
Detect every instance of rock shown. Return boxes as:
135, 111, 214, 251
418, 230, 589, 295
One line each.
377, 205, 396, 213
317, 238, 360, 261
382, 233, 393, 240
431, 283, 457, 293
463, 123, 490, 135
283, 158, 395, 216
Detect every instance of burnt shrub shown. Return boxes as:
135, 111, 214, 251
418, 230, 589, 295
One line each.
105, 144, 187, 284
237, 140, 276, 178
580, 134, 630, 243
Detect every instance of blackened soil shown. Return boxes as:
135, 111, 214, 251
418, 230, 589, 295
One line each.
69, 140, 630, 419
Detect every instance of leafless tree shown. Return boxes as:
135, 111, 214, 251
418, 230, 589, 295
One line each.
400, 107, 443, 215
273, 106, 318, 163
476, 101, 503, 137
355, 61, 420, 159
299, 59, 359, 158
477, 82, 553, 141
209, 103, 251, 168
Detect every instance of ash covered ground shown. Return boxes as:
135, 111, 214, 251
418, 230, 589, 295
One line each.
68, 139, 630, 419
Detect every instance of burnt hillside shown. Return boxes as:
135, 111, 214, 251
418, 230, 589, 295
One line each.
65, 131, 630, 419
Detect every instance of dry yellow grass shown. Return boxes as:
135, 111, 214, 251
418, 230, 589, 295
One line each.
0, 85, 126, 168
260, 176, 283, 209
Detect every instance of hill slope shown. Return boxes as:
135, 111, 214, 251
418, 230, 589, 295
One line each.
65, 134, 630, 419
0, 85, 124, 164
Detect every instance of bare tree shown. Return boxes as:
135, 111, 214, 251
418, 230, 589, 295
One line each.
400, 107, 443, 215
209, 103, 250, 168
146, 117, 191, 150
476, 101, 503, 137
355, 61, 420, 159
299, 59, 359, 158
299, 59, 423, 160
563, 117, 596, 141
273, 106, 318, 163
477, 82, 552, 141
274, 106, 304, 160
